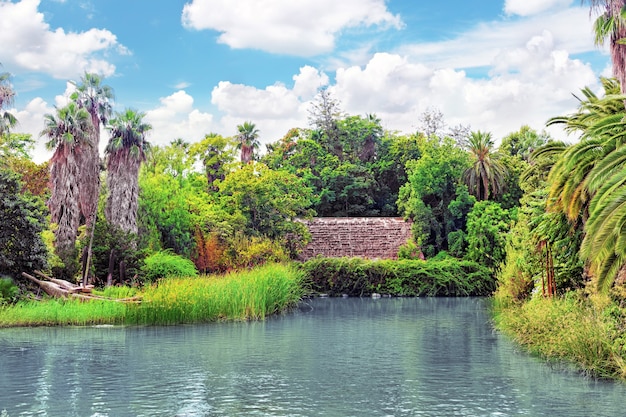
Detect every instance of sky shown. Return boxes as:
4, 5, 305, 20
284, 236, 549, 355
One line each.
0, 0, 611, 163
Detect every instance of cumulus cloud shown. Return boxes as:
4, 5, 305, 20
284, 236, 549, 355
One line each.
181, 0, 402, 56
504, 0, 575, 17
0, 0, 127, 79
398, 7, 595, 69
209, 27, 598, 146
144, 90, 215, 147
209, 66, 332, 142
334, 33, 597, 140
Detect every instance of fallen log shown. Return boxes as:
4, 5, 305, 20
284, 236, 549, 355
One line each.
21, 272, 141, 303
33, 270, 93, 293
22, 272, 70, 298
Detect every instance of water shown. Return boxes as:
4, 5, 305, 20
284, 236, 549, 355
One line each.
1, 297, 625, 416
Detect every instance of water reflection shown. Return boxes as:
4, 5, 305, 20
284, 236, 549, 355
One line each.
1, 297, 625, 416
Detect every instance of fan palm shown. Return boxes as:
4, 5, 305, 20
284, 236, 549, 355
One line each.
105, 109, 152, 235
0, 70, 17, 136
236, 121, 260, 164
71, 72, 114, 226
41, 102, 93, 270
586, 0, 626, 93
462, 131, 507, 201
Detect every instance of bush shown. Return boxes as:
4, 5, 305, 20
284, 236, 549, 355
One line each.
0, 277, 19, 305
141, 251, 198, 282
224, 234, 289, 269
299, 256, 494, 297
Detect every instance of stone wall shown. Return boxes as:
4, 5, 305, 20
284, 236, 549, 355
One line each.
298, 217, 412, 261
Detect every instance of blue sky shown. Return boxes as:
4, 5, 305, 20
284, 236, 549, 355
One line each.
0, 0, 610, 162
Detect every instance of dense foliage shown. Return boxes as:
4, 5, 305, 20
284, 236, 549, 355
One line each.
0, 264, 304, 326
0, 169, 48, 279
299, 257, 494, 297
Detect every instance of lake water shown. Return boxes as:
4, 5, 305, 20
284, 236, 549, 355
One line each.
1, 297, 626, 416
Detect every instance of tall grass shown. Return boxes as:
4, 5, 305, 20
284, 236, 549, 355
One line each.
492, 292, 626, 379
0, 263, 304, 327
127, 263, 305, 324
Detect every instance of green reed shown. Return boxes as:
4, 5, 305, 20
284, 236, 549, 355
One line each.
0, 263, 305, 327
492, 292, 626, 380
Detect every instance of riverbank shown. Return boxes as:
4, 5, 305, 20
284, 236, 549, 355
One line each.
0, 263, 304, 327
491, 291, 626, 380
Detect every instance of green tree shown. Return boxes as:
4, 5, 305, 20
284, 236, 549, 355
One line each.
500, 125, 550, 161
0, 169, 48, 279
189, 133, 236, 192
465, 201, 512, 271
397, 136, 472, 257
41, 102, 93, 278
539, 80, 626, 293
462, 131, 507, 201
218, 162, 314, 249
0, 133, 35, 160
236, 121, 260, 164
105, 109, 152, 235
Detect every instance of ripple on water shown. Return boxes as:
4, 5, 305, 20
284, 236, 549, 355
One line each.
1, 298, 626, 416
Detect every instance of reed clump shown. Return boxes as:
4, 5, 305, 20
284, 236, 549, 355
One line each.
0, 263, 304, 327
492, 291, 626, 379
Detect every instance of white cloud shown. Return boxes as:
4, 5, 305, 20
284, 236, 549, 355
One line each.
398, 7, 596, 69
11, 97, 54, 163
0, 0, 126, 79
144, 90, 215, 147
181, 0, 402, 56
504, 0, 574, 17
333, 34, 597, 141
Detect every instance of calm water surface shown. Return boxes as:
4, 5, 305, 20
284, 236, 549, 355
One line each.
1, 297, 625, 416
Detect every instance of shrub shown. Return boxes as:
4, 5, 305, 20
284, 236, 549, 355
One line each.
0, 277, 18, 305
141, 250, 198, 282
299, 256, 494, 297
397, 240, 422, 260
224, 234, 289, 269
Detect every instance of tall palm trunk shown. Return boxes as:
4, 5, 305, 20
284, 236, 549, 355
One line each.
49, 147, 82, 276
607, 1, 626, 93
106, 148, 142, 234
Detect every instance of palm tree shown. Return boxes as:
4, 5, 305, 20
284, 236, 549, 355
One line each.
587, 0, 626, 93
546, 80, 626, 292
105, 109, 152, 235
71, 73, 114, 285
41, 102, 93, 277
545, 79, 625, 222
236, 121, 260, 164
462, 131, 507, 201
71, 72, 114, 226
0, 70, 17, 136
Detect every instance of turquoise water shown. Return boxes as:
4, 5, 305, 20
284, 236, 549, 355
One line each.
1, 297, 625, 416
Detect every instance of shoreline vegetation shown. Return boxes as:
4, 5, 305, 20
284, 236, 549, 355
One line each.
0, 263, 305, 327
3, 257, 626, 382
0, 257, 495, 328
492, 291, 626, 380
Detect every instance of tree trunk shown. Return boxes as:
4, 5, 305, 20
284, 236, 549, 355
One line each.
107, 249, 116, 287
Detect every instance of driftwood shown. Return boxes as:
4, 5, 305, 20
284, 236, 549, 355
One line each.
21, 272, 141, 303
